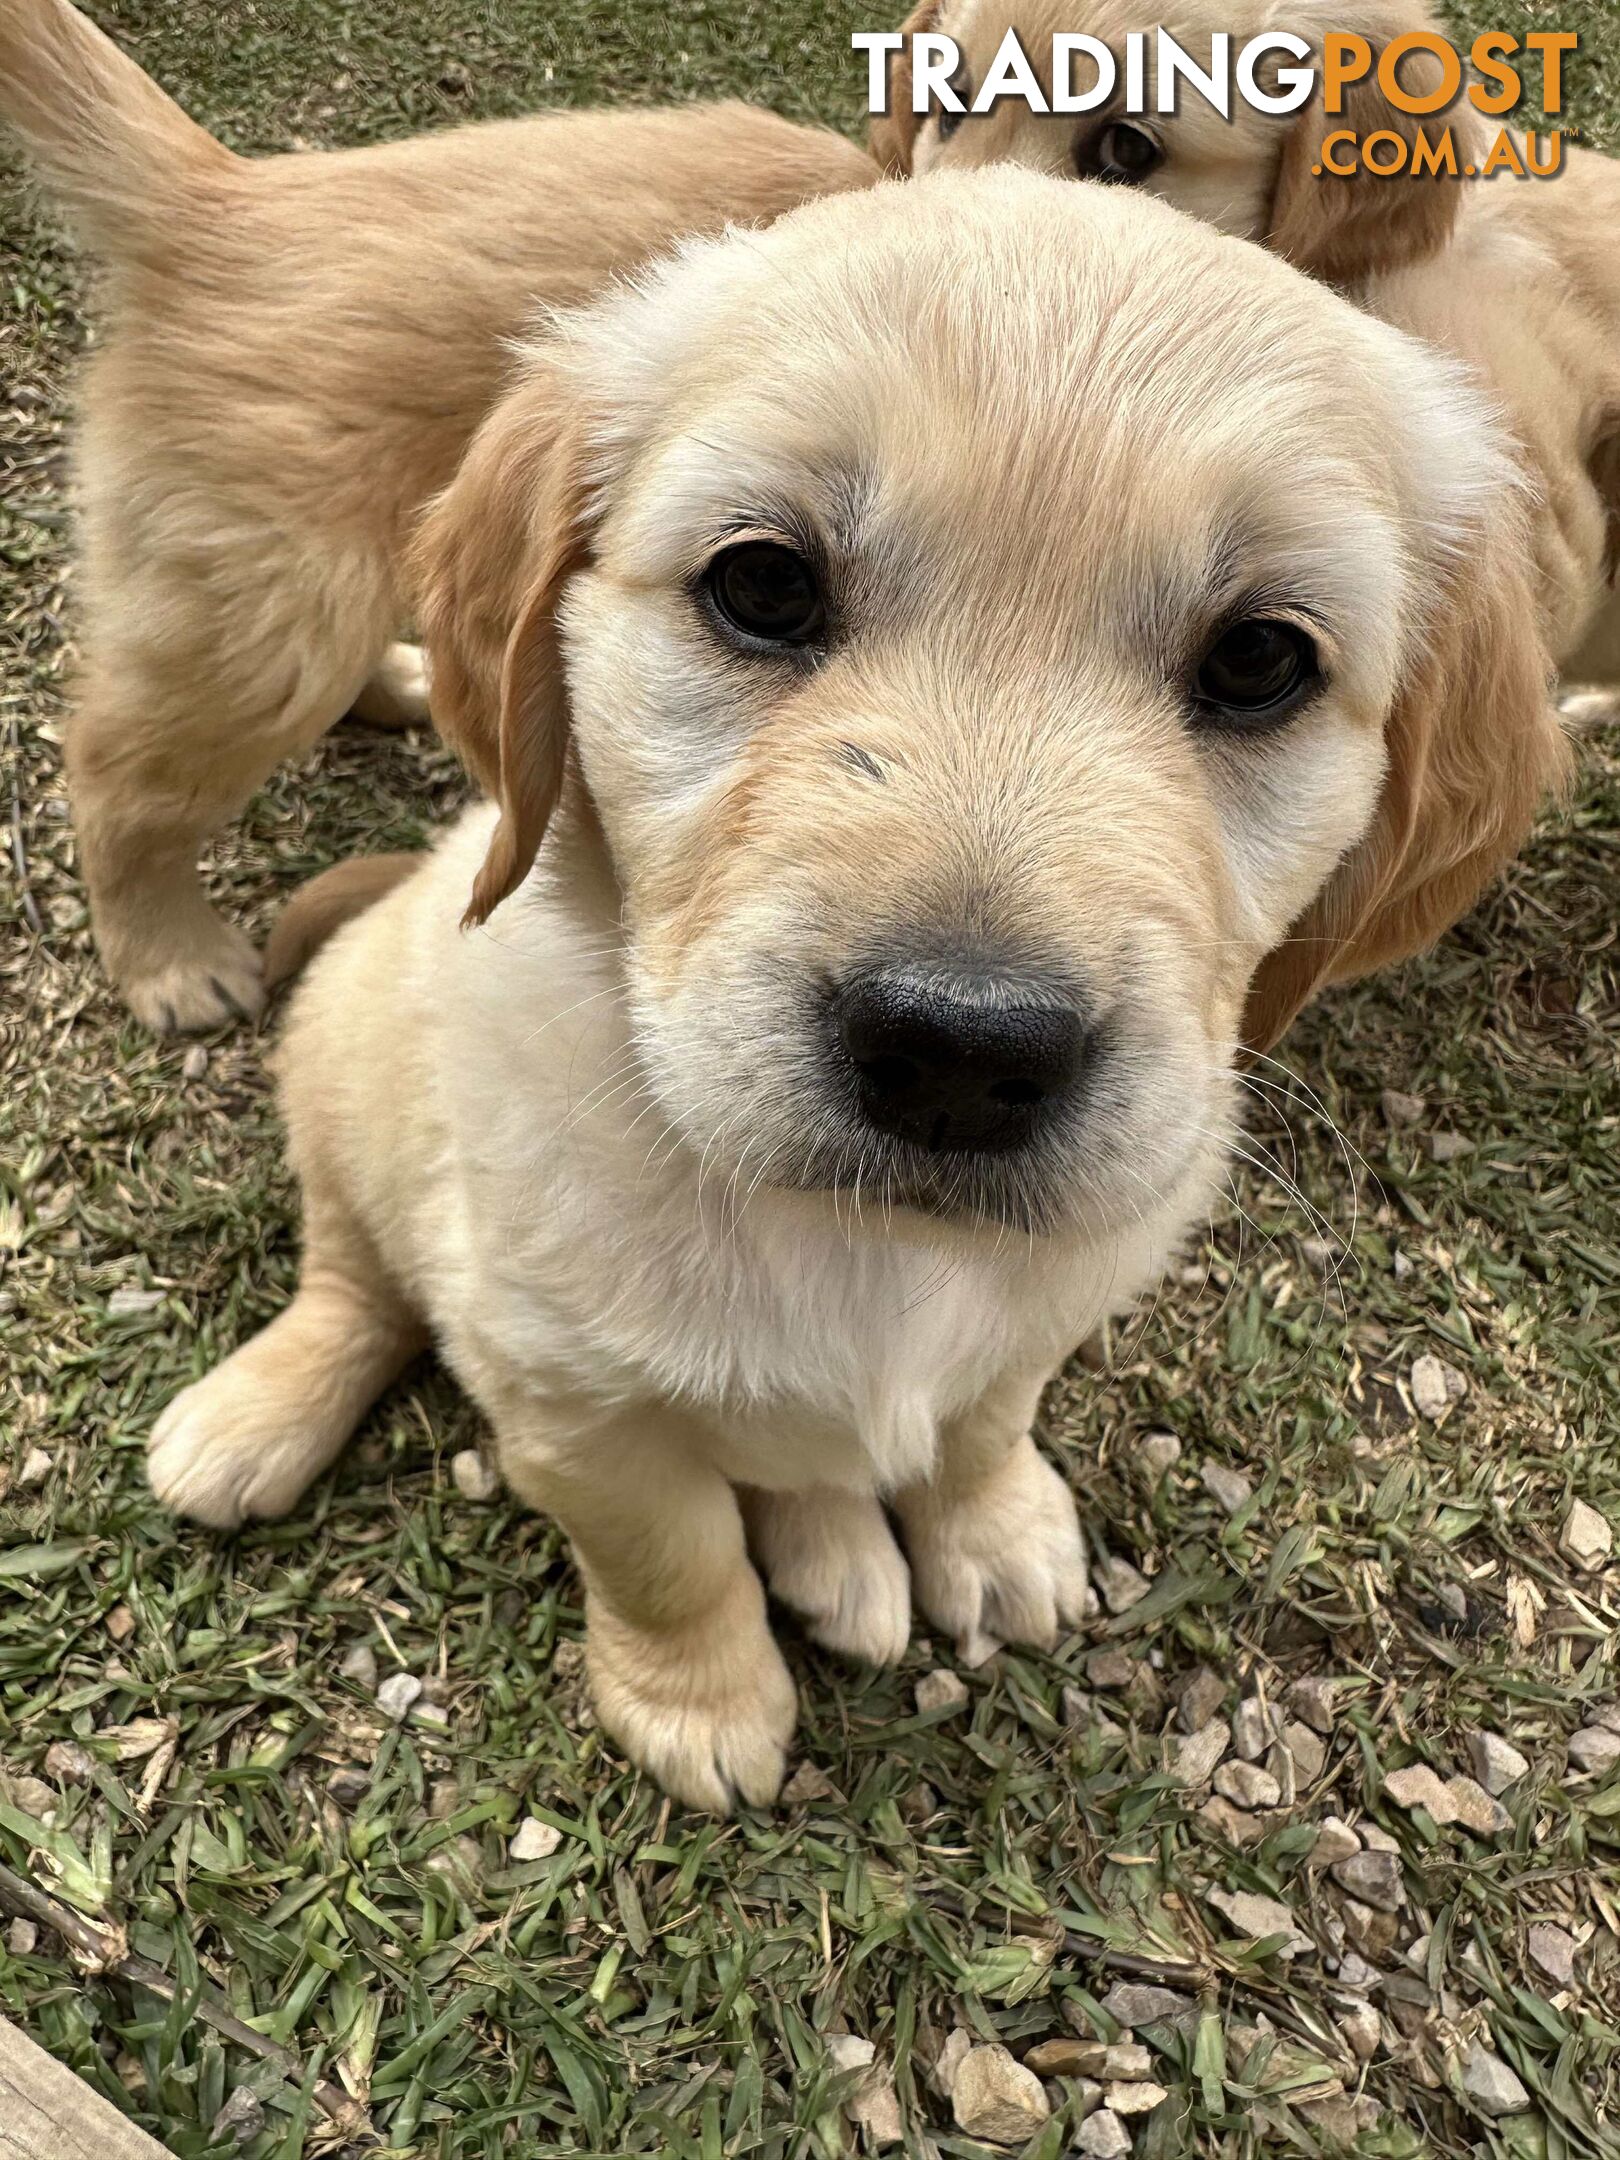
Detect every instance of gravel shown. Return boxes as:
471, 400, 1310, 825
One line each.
375, 1671, 423, 1720
1330, 1851, 1405, 1912
915, 1669, 969, 1716
950, 2043, 1050, 2144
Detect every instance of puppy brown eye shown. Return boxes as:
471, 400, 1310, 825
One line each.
1085, 122, 1163, 184
703, 541, 825, 649
1194, 618, 1319, 729
936, 77, 971, 140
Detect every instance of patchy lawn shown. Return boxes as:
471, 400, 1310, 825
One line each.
1, 4, 1617, 2156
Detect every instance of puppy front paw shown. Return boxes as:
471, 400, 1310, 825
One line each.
148, 1364, 331, 1529
744, 1487, 912, 1666
899, 1435, 1089, 1663
587, 1572, 797, 1813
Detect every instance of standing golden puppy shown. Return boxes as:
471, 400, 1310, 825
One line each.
150, 171, 1563, 1809
872, 0, 1620, 685
0, 0, 875, 1032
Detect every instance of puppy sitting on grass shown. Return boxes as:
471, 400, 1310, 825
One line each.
149, 169, 1563, 1809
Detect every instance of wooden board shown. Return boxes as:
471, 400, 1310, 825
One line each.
0, 2017, 173, 2160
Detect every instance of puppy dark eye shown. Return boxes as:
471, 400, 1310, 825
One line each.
1084, 122, 1163, 184
703, 541, 825, 649
936, 78, 970, 140
1194, 618, 1320, 729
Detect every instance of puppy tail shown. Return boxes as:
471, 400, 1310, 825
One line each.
264, 855, 422, 993
0, 0, 238, 259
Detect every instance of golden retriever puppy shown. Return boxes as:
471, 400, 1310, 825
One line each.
872, 0, 1620, 685
0, 0, 876, 1033
147, 169, 1564, 1808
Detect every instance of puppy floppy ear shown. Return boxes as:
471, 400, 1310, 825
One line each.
869, 0, 941, 174
412, 378, 594, 925
1266, 50, 1479, 283
1242, 516, 1568, 1052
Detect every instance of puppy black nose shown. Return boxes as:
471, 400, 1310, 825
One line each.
832, 962, 1088, 1153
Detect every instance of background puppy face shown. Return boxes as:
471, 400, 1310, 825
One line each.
418, 170, 1555, 1237
876, 0, 1475, 284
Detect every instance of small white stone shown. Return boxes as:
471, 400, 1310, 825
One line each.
1176, 1666, 1225, 1735
1561, 1499, 1613, 1570
1309, 1817, 1361, 1867
1207, 1888, 1312, 1958
1214, 1759, 1281, 1810
1098, 2045, 1152, 2080
829, 2035, 876, 2074
1331, 1851, 1404, 1912
1384, 1764, 1453, 1817
1466, 1731, 1529, 1795
1200, 1460, 1253, 1514
1135, 1431, 1182, 1483
1426, 1130, 1474, 1163
451, 1449, 500, 1502
1280, 1721, 1327, 1784
509, 1816, 562, 1862
1381, 1088, 1426, 1128
339, 1643, 378, 1690
1094, 1555, 1151, 1613
1568, 1725, 1620, 1776
848, 2059, 903, 2146
19, 1447, 51, 1487
1460, 2043, 1529, 2117
1172, 1717, 1231, 1788
1098, 1984, 1195, 2031
6, 1918, 38, 1956
781, 1761, 838, 1806
1444, 1776, 1512, 1836
1287, 1676, 1338, 1734
916, 1668, 969, 1716
1527, 1923, 1577, 1989
1410, 1354, 1466, 1421
1076, 2107, 1132, 2158
1339, 2004, 1381, 2061
1232, 1696, 1279, 1761
1105, 2082, 1166, 2116
931, 2027, 973, 2098
951, 2043, 1050, 2144
375, 1671, 422, 1721
412, 1701, 449, 1730
181, 1044, 209, 1081
1392, 1249, 1415, 1279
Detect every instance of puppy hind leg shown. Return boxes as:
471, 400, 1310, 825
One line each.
67, 598, 392, 1036
743, 1486, 912, 1666
148, 1215, 425, 1531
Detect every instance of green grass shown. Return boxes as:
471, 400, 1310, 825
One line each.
2, 4, 1618, 2156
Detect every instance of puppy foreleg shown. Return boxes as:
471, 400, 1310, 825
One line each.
894, 1367, 1089, 1664
742, 1486, 911, 1665
498, 1406, 796, 1813
148, 1263, 425, 1529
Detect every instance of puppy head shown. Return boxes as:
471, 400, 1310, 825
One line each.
416, 170, 1560, 1236
876, 0, 1477, 285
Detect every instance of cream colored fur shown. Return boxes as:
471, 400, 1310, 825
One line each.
0, 0, 876, 1031
877, 0, 1620, 692
149, 171, 1561, 1809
